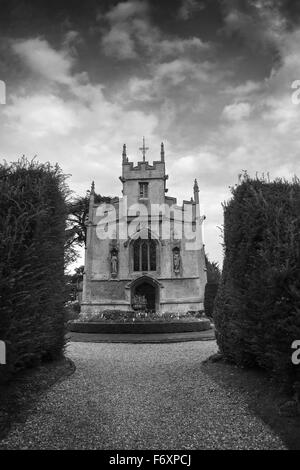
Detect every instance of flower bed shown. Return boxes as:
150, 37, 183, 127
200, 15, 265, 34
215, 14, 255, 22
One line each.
68, 310, 212, 334
75, 309, 206, 323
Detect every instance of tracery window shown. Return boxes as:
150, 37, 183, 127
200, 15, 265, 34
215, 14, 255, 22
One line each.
133, 238, 156, 271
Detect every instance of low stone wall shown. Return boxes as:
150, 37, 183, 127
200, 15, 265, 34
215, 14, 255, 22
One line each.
69, 319, 211, 334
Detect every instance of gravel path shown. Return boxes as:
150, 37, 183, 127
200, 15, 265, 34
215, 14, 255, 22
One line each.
0, 341, 286, 449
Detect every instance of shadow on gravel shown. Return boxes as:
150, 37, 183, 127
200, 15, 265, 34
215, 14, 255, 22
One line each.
200, 356, 300, 450
0, 357, 75, 442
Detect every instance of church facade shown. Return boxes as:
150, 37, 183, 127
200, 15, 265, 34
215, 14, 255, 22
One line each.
81, 140, 207, 316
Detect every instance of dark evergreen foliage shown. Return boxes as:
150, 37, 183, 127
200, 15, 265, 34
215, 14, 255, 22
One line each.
66, 192, 116, 249
214, 174, 300, 394
0, 157, 68, 382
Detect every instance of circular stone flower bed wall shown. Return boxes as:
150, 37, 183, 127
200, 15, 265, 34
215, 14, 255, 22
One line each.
69, 318, 211, 334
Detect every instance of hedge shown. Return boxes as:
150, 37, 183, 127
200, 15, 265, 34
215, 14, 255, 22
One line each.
214, 175, 300, 395
0, 157, 68, 382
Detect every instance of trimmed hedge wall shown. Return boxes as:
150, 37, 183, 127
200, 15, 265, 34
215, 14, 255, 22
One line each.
0, 158, 67, 382
214, 176, 300, 394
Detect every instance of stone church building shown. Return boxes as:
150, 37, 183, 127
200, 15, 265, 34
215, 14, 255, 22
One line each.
81, 140, 207, 315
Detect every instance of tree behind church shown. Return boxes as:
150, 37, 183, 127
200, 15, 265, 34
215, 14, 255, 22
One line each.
204, 255, 221, 318
65, 191, 116, 256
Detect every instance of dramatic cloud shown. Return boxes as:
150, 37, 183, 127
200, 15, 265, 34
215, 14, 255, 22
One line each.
12, 38, 74, 85
101, 0, 209, 60
105, 0, 148, 23
178, 0, 206, 20
3, 94, 79, 137
221, 0, 286, 51
222, 102, 252, 121
1, 0, 299, 267
102, 27, 138, 59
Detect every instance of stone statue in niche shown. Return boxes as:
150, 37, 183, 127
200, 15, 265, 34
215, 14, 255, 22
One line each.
111, 250, 118, 275
173, 248, 180, 273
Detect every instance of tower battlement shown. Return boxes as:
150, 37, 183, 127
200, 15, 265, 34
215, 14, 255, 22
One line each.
121, 160, 166, 181
121, 140, 166, 180
119, 140, 168, 205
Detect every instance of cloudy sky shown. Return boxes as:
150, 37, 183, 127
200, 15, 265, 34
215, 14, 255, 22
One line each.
1, 0, 300, 266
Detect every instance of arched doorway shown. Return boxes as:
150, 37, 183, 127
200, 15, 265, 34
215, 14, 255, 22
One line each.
131, 277, 159, 312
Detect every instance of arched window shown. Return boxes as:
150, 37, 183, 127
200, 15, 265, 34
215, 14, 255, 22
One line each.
133, 238, 156, 271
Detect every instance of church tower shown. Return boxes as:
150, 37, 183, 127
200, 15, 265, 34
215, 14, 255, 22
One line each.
120, 138, 168, 206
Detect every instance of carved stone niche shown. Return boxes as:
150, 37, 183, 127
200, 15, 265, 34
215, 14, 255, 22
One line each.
172, 246, 181, 276
109, 240, 119, 278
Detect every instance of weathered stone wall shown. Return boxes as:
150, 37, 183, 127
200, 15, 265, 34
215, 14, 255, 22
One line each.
84, 280, 127, 300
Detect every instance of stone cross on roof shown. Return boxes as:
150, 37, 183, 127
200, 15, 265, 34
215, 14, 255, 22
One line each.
139, 136, 149, 162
